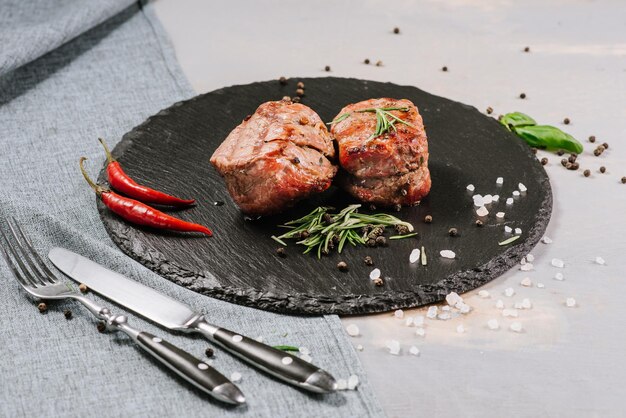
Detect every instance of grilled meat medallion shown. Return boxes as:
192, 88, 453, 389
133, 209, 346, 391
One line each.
210, 99, 337, 215
330, 98, 431, 206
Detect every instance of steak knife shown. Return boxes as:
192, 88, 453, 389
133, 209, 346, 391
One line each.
48, 247, 337, 394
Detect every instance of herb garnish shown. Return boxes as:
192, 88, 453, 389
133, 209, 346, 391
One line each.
328, 107, 416, 138
273, 345, 300, 352
498, 235, 521, 246
389, 232, 418, 240
500, 112, 583, 154
275, 204, 414, 258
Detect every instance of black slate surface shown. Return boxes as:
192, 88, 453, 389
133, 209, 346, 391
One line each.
97, 77, 552, 315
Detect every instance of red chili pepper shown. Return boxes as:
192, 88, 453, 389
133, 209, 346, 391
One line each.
99, 138, 195, 206
80, 158, 212, 236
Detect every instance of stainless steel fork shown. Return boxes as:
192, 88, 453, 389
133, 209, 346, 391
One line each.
0, 218, 245, 405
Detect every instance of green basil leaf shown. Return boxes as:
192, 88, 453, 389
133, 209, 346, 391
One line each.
500, 112, 537, 131
513, 125, 583, 154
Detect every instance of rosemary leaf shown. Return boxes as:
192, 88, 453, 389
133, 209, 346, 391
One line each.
327, 113, 351, 125
389, 232, 418, 240
421, 245, 427, 266
273, 345, 300, 352
271, 235, 287, 246
498, 235, 521, 246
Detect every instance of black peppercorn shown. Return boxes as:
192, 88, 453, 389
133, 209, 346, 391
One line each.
594, 149, 602, 156
589, 135, 596, 143
583, 169, 590, 177
279, 76, 287, 85
393, 27, 400, 34
367, 239, 377, 247
296, 88, 304, 97
541, 157, 548, 165
364, 255, 374, 266
299, 230, 309, 239
37, 302, 47, 313
79, 283, 88, 293
205, 347, 214, 358
561, 158, 568, 166
600, 166, 606, 173
97, 322, 106, 333
475, 220, 483, 227
442, 66, 448, 72
563, 118, 570, 125
486, 106, 493, 114
524, 46, 530, 52
621, 177, 626, 184
291, 96, 301, 103
565, 162, 573, 169
376, 60, 383, 67
424, 215, 432, 223
375, 236, 387, 247
568, 155, 577, 163
557, 149, 565, 156
448, 227, 458, 237
63, 309, 72, 320
323, 213, 333, 224
337, 261, 349, 272
531, 148, 538, 154
519, 93, 526, 99
571, 162, 580, 170
364, 58, 370, 64
276, 247, 287, 257
394, 224, 410, 235
324, 65, 331, 72
296, 81, 304, 89
373, 277, 384, 286
243, 114, 252, 121
394, 203, 402, 212
602, 142, 609, 149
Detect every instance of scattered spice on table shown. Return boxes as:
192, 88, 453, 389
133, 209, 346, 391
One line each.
393, 27, 400, 34
376, 60, 383, 67
79, 283, 88, 293
519, 93, 526, 99
205, 347, 214, 358
296, 81, 304, 89
486, 106, 493, 114
424, 215, 432, 223
475, 219, 483, 227
275, 247, 287, 257
337, 261, 349, 272
373, 277, 384, 286
97, 322, 106, 333
80, 158, 212, 236
557, 149, 565, 156
622, 177, 626, 184
37, 302, 47, 313
561, 159, 568, 167
602, 142, 609, 149
295, 88, 304, 97
448, 227, 458, 237
364, 58, 370, 64
442, 66, 448, 72
541, 157, 548, 165
589, 135, 596, 143
291, 96, 301, 103
99, 139, 195, 207
524, 46, 530, 52
600, 166, 606, 173
363, 255, 373, 266
63, 309, 72, 320
324, 65, 331, 71
583, 169, 590, 177
563, 117, 570, 125
279, 76, 287, 85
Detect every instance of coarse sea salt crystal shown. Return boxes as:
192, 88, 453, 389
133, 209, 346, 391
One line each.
595, 256, 606, 265
487, 319, 500, 330
415, 328, 426, 337
346, 324, 360, 337
457, 302, 471, 314
483, 194, 493, 205
503, 308, 518, 318
230, 372, 242, 382
414, 316, 425, 327
456, 324, 465, 333
356, 344, 364, 351
337, 379, 347, 390
299, 346, 310, 355
551, 258, 564, 268
300, 354, 312, 362
514, 301, 523, 309
369, 268, 381, 280
255, 336, 264, 342
348, 374, 359, 390
504, 287, 515, 297
426, 306, 438, 319
478, 290, 490, 298
496, 212, 505, 219
554, 272, 564, 281
473, 196, 485, 207
440, 250, 456, 259
512, 190, 520, 197
405, 317, 414, 327
441, 306, 451, 312
409, 346, 420, 356
520, 263, 533, 271
526, 254, 535, 262
466, 184, 475, 192
518, 183, 527, 192
522, 298, 532, 309
476, 206, 489, 217
438, 312, 451, 320
394, 309, 404, 319
496, 177, 504, 185
510, 322, 523, 333
409, 249, 420, 264
520, 277, 532, 287
515, 228, 522, 235
495, 299, 505, 309
446, 292, 462, 306
506, 197, 514, 205
492, 195, 500, 202
504, 226, 512, 233
542, 236, 553, 244
537, 283, 545, 288
386, 340, 401, 355
566, 298, 576, 308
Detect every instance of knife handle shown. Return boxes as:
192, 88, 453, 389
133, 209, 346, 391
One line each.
194, 320, 337, 393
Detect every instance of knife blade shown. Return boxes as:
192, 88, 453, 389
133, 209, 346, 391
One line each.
48, 247, 337, 394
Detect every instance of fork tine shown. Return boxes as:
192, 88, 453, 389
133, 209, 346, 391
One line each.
2, 222, 47, 287
0, 227, 39, 288
9, 218, 58, 284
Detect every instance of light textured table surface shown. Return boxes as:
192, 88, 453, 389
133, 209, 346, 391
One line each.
154, 1, 626, 416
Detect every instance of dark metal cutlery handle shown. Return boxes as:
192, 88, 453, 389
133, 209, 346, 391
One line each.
194, 319, 337, 393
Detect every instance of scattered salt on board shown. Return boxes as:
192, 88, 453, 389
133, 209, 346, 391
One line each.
409, 346, 420, 356
409, 248, 420, 263
566, 298, 576, 308
369, 268, 381, 280
551, 258, 564, 268
504, 287, 515, 297
440, 250, 456, 259
478, 290, 490, 298
394, 309, 404, 319
466, 184, 475, 192
487, 319, 500, 330
510, 322, 523, 333
476, 206, 489, 216
520, 277, 532, 287
346, 324, 360, 337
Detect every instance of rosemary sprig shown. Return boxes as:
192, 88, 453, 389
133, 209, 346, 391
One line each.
389, 232, 418, 240
273, 345, 300, 352
327, 106, 416, 138
276, 204, 414, 258
498, 235, 521, 246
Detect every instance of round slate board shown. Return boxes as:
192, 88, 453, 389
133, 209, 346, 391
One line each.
97, 77, 552, 315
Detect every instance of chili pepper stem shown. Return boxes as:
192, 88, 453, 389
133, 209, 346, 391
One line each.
98, 138, 116, 164
79, 157, 107, 196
